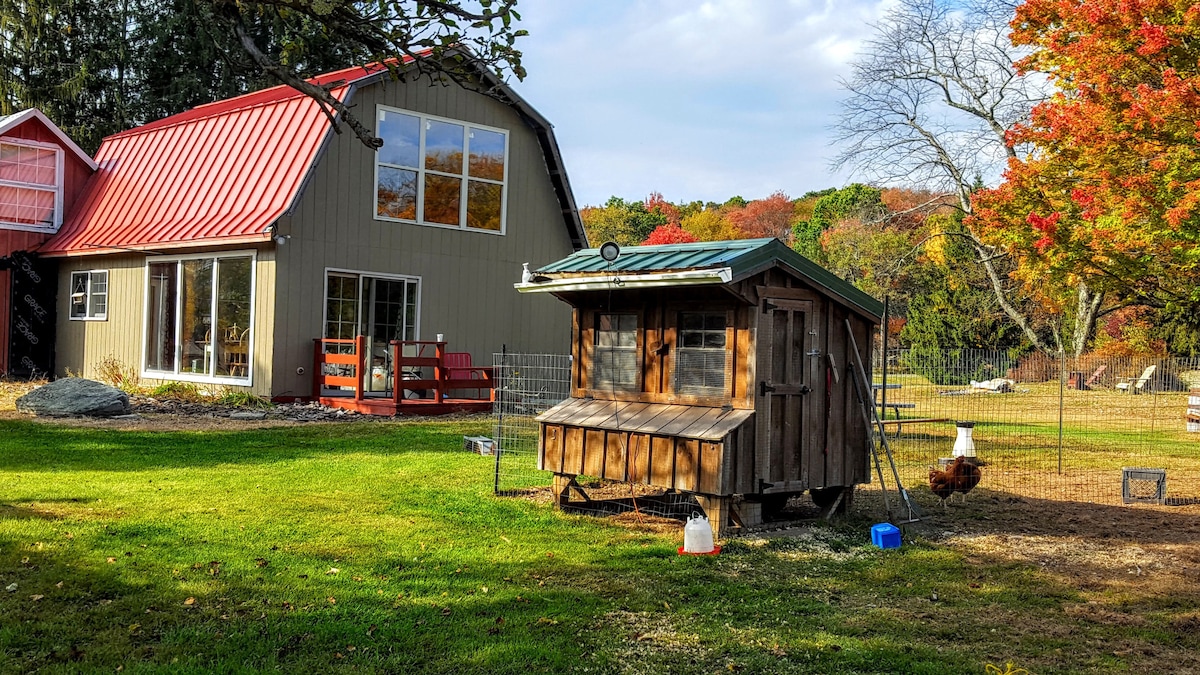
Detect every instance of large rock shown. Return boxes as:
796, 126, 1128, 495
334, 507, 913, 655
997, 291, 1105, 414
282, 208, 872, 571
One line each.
16, 378, 131, 417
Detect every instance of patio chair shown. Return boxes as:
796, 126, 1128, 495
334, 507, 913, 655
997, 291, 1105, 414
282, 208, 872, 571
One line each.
1115, 365, 1156, 394
1083, 364, 1107, 388
445, 352, 486, 399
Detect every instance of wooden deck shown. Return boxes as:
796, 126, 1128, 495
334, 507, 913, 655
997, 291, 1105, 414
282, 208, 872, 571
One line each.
318, 395, 493, 416
313, 337, 494, 417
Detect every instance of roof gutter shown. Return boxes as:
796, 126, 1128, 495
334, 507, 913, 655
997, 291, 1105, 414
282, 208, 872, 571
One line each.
40, 232, 273, 258
515, 267, 733, 294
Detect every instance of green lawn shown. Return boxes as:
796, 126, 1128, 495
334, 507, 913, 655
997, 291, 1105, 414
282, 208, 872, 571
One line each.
0, 417, 1195, 674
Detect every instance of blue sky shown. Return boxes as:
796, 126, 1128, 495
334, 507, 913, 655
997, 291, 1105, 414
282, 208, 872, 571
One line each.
512, 0, 893, 207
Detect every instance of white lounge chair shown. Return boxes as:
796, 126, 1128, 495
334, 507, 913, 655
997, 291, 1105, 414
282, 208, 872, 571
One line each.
1115, 365, 1156, 394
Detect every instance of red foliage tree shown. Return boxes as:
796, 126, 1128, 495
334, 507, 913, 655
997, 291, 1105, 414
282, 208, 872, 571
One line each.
642, 223, 698, 245
644, 192, 682, 226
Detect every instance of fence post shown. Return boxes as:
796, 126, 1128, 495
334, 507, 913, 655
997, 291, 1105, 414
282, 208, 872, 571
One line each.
354, 335, 366, 402
1058, 347, 1065, 475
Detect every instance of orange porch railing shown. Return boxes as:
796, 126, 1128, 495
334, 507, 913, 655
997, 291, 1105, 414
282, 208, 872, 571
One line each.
311, 337, 495, 411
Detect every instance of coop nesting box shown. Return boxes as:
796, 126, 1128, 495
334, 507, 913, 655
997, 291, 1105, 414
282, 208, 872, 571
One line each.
516, 239, 884, 537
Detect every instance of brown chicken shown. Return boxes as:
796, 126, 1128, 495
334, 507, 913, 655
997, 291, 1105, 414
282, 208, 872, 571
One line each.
928, 456, 982, 508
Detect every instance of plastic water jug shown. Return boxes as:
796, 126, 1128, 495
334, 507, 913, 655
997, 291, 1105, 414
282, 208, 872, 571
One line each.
683, 511, 715, 553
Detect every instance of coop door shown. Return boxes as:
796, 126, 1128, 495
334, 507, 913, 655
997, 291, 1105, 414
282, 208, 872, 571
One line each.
759, 298, 816, 486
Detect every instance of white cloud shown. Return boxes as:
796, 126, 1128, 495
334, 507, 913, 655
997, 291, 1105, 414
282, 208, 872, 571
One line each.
514, 0, 893, 206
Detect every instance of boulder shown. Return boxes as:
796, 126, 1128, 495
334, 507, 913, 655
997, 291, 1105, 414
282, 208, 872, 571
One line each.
15, 378, 131, 417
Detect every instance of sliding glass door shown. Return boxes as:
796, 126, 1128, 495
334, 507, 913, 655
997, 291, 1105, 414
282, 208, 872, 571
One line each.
324, 271, 419, 392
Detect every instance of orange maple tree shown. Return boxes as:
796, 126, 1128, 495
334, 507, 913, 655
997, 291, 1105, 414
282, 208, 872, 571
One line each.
971, 0, 1200, 312
725, 191, 795, 240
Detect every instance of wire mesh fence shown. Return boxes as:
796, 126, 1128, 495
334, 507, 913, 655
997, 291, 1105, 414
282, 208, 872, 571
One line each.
490, 352, 572, 495
490, 350, 1200, 520
490, 351, 705, 520
874, 350, 1200, 506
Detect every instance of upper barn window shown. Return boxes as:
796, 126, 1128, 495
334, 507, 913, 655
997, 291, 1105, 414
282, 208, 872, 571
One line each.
374, 106, 508, 234
0, 139, 62, 231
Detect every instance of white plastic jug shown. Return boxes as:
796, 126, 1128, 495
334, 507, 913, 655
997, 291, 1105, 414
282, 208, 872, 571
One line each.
683, 511, 715, 553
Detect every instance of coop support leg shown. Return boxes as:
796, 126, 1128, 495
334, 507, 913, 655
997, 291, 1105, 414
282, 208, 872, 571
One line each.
551, 474, 573, 508
694, 495, 731, 539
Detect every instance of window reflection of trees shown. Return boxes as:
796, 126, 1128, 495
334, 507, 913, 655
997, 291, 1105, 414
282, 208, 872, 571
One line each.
375, 108, 506, 231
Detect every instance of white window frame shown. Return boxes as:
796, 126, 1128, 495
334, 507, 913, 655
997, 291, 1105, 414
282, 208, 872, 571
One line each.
0, 136, 65, 233
140, 250, 257, 386
321, 268, 422, 342
68, 269, 108, 321
373, 105, 509, 236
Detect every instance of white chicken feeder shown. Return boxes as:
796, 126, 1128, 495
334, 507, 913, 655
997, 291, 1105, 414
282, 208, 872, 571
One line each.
952, 421, 977, 459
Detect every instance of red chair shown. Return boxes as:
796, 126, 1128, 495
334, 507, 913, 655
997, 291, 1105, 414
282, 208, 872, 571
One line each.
445, 352, 485, 399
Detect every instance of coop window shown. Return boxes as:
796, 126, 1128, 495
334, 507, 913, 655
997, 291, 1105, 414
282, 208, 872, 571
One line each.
676, 312, 727, 396
68, 270, 107, 320
593, 313, 638, 390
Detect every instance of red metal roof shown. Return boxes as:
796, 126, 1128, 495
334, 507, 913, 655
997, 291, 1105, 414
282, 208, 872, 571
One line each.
40, 65, 385, 256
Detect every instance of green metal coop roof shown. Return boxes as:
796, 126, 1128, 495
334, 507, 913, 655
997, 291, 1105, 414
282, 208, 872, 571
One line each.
516, 238, 884, 320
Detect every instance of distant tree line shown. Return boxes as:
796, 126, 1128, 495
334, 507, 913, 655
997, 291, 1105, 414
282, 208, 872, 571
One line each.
581, 183, 1198, 359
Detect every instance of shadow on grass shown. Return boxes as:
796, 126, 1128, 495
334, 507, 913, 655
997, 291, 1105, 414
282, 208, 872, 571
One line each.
0, 528, 995, 675
0, 419, 487, 473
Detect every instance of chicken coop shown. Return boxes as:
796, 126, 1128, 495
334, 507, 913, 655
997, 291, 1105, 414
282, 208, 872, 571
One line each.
515, 238, 884, 536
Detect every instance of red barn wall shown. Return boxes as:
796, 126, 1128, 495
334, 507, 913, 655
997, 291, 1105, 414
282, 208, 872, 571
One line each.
1, 115, 95, 374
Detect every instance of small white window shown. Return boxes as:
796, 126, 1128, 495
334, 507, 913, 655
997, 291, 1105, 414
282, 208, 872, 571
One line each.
69, 270, 108, 320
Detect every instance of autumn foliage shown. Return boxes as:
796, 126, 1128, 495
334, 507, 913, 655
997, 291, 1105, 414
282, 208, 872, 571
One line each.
970, 0, 1200, 308
642, 223, 699, 245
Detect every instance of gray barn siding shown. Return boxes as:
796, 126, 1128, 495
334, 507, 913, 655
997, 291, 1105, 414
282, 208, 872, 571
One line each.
274, 77, 576, 395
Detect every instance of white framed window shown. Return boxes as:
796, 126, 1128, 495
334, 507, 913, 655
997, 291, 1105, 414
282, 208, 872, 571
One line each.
374, 106, 508, 234
0, 138, 64, 232
143, 251, 255, 383
675, 311, 728, 397
593, 312, 639, 391
69, 270, 108, 320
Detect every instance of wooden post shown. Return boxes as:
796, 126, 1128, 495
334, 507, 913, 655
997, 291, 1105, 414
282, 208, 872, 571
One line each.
391, 340, 402, 406
354, 335, 366, 402
551, 474, 573, 508
694, 495, 730, 540
434, 341, 446, 404
311, 339, 323, 401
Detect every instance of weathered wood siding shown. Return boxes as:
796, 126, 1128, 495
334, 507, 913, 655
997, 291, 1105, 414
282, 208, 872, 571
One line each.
55, 248, 276, 396
539, 422, 741, 495
567, 286, 754, 408
546, 267, 875, 499
274, 77, 576, 397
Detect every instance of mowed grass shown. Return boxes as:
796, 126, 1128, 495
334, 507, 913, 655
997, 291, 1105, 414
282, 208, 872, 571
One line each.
0, 418, 1195, 674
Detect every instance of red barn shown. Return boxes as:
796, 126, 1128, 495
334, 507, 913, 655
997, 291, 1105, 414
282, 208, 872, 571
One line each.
0, 110, 97, 376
